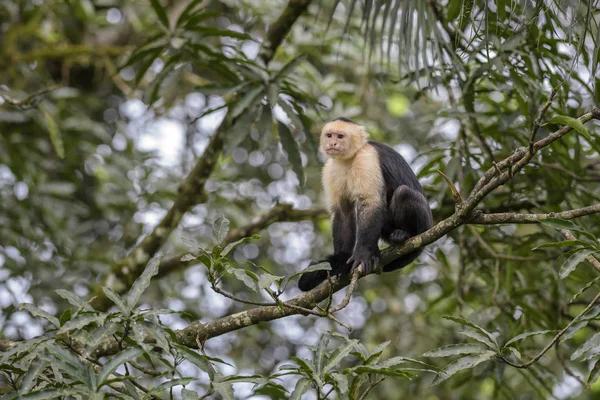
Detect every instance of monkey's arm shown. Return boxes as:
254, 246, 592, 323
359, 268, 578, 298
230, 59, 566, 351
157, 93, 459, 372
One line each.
347, 202, 384, 274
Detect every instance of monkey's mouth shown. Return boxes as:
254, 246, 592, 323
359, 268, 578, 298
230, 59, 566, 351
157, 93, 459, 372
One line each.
326, 149, 342, 155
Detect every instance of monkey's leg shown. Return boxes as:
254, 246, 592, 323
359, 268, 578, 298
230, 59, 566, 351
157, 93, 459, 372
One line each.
384, 185, 432, 272
298, 207, 356, 291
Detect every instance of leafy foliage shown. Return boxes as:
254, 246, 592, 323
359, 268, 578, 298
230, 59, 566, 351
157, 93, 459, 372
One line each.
2, 0, 600, 398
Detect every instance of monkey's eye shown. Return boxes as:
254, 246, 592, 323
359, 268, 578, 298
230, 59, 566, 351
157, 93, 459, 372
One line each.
326, 133, 332, 138
337, 134, 344, 139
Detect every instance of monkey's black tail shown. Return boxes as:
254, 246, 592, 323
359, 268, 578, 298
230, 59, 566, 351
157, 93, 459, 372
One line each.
382, 249, 423, 272
298, 253, 351, 292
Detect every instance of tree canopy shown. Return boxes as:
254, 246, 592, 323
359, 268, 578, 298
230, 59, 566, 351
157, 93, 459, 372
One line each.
2, 0, 600, 399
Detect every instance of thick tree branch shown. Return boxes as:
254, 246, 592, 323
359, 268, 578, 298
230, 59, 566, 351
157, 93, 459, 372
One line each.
470, 204, 600, 224
90, 0, 314, 311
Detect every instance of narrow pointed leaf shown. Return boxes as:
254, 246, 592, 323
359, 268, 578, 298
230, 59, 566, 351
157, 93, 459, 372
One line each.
560, 249, 596, 279
504, 330, 555, 347
432, 351, 496, 385
126, 256, 161, 310
98, 347, 144, 387
212, 215, 230, 245
43, 112, 64, 159
103, 287, 130, 316
572, 332, 600, 360
290, 378, 311, 400
278, 121, 305, 186
324, 340, 358, 373
423, 343, 488, 358
57, 314, 105, 335
150, 0, 170, 30
18, 303, 59, 327
19, 359, 45, 393
444, 316, 498, 348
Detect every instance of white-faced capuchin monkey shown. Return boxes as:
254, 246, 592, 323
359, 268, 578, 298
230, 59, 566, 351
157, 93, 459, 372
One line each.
298, 117, 433, 291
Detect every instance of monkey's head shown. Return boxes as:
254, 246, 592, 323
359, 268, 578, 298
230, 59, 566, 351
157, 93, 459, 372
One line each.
320, 117, 368, 160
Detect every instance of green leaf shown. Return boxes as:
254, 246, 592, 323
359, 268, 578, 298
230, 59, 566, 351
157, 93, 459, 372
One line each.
45, 343, 89, 383
548, 115, 592, 140
119, 44, 165, 71
222, 234, 259, 257
258, 273, 284, 289
18, 358, 45, 393
458, 330, 497, 350
504, 330, 555, 347
213, 374, 235, 400
55, 289, 91, 310
432, 351, 496, 385
230, 84, 264, 120
324, 339, 358, 373
134, 48, 164, 86
174, 344, 215, 379
559, 249, 596, 279
377, 356, 438, 369
447, 0, 464, 21
290, 378, 311, 400
572, 332, 600, 360
149, 0, 170, 30
85, 322, 120, 357
330, 372, 348, 395
345, 365, 415, 378
103, 287, 130, 316
230, 268, 258, 292
365, 340, 391, 364
18, 303, 59, 327
443, 316, 498, 349
43, 111, 64, 159
126, 256, 161, 310
503, 346, 522, 360
278, 121, 305, 186
423, 343, 488, 358
57, 314, 105, 335
180, 253, 198, 262
212, 215, 230, 245
147, 377, 195, 396
182, 388, 199, 400
97, 347, 144, 388
272, 54, 306, 81
288, 262, 331, 281
258, 104, 274, 146
59, 309, 72, 326
176, 0, 210, 27
139, 321, 170, 354
532, 240, 591, 250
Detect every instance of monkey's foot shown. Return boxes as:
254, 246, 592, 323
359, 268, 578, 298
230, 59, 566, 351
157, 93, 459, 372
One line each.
390, 229, 411, 244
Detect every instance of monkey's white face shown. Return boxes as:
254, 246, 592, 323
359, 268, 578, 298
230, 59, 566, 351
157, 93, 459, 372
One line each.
321, 130, 352, 159
320, 120, 369, 160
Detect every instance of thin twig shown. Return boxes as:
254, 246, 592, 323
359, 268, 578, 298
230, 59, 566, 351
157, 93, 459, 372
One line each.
0, 85, 60, 110
500, 290, 600, 369
329, 268, 360, 313
530, 89, 558, 153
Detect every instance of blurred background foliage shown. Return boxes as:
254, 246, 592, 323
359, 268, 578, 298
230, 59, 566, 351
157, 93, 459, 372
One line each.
2, 0, 600, 398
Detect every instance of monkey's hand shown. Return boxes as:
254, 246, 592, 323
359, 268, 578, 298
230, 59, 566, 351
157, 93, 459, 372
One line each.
347, 248, 380, 275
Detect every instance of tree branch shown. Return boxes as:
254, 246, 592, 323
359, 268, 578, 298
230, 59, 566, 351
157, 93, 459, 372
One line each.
470, 204, 600, 224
